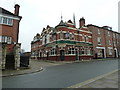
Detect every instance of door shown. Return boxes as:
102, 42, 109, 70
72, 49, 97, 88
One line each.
5, 55, 15, 69
60, 50, 64, 61
114, 50, 117, 58
102, 49, 105, 58
75, 49, 79, 60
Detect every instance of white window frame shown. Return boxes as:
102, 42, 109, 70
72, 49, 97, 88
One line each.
87, 49, 91, 55
109, 49, 112, 55
98, 37, 101, 45
109, 40, 111, 45
0, 16, 13, 26
0, 36, 1, 42
82, 35, 85, 41
108, 31, 110, 36
71, 33, 74, 40
50, 48, 56, 56
86, 36, 89, 42
98, 29, 100, 34
81, 48, 86, 55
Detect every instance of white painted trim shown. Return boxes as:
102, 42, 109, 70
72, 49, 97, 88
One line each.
67, 22, 74, 25
108, 47, 113, 49
114, 48, 118, 57
79, 29, 92, 34
0, 14, 20, 20
96, 47, 105, 49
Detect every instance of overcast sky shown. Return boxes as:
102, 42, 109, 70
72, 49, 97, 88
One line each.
0, 0, 119, 52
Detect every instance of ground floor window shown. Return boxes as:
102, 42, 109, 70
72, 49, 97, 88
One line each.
87, 49, 91, 55
0, 36, 12, 44
50, 48, 56, 55
81, 49, 85, 55
109, 49, 112, 55
68, 48, 76, 55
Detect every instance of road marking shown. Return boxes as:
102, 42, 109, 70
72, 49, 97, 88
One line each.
67, 69, 118, 88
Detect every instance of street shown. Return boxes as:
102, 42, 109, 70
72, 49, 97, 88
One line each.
2, 59, 118, 88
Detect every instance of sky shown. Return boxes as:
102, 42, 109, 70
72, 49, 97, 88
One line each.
0, 0, 119, 52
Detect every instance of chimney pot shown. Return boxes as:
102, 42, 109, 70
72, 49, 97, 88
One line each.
14, 4, 20, 16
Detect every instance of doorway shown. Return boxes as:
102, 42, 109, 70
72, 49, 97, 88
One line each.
102, 49, 105, 58
60, 50, 64, 61
114, 50, 117, 58
5, 55, 15, 69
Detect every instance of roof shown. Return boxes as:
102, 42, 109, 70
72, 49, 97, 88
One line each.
87, 24, 120, 34
55, 20, 68, 28
0, 7, 22, 18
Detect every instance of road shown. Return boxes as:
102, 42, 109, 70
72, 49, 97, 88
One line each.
2, 59, 118, 88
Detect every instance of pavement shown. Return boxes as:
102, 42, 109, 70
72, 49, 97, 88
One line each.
1, 58, 119, 88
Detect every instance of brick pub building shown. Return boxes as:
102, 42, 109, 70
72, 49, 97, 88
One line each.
31, 16, 120, 61
0, 4, 22, 69
31, 17, 93, 61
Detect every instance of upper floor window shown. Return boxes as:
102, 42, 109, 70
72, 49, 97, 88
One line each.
113, 33, 115, 38
46, 34, 50, 43
86, 36, 89, 42
0, 17, 2, 23
82, 35, 85, 41
0, 17, 13, 26
65, 32, 70, 39
98, 29, 100, 34
60, 31, 63, 39
108, 31, 110, 36
109, 40, 111, 45
71, 33, 74, 40
97, 37, 101, 45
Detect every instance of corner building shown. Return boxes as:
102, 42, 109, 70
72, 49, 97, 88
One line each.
31, 18, 93, 61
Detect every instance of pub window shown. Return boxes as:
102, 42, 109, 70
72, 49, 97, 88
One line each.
86, 36, 89, 42
82, 35, 85, 41
81, 49, 85, 55
60, 31, 63, 39
65, 32, 70, 39
109, 49, 112, 55
68, 48, 75, 55
87, 49, 91, 55
71, 33, 74, 40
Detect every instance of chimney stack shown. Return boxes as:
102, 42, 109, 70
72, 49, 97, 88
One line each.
79, 17, 85, 28
14, 4, 20, 16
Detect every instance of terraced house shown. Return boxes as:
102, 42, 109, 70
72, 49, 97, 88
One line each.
31, 17, 93, 61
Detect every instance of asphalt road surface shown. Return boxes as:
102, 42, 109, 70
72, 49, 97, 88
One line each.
2, 59, 118, 88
